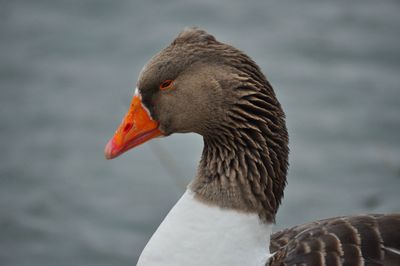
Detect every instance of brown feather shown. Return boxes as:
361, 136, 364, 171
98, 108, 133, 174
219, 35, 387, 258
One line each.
267, 214, 400, 266
135, 28, 399, 265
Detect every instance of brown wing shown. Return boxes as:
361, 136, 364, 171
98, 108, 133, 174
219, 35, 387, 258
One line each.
267, 213, 400, 266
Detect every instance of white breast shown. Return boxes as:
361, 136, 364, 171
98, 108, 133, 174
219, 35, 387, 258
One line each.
137, 190, 272, 266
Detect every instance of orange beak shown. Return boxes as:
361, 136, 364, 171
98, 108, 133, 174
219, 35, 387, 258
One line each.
104, 94, 163, 159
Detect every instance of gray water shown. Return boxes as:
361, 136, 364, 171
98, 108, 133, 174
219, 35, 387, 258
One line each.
1, 0, 400, 265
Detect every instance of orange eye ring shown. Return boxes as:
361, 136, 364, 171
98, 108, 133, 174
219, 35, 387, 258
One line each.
160, 80, 174, 91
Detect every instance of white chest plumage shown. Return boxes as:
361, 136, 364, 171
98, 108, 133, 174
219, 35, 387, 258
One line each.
137, 190, 272, 266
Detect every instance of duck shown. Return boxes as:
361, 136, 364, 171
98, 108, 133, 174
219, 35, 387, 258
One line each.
104, 28, 400, 266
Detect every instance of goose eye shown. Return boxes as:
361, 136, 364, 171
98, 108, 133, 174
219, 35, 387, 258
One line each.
159, 80, 174, 91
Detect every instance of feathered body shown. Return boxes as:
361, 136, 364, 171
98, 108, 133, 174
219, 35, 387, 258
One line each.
105, 28, 400, 265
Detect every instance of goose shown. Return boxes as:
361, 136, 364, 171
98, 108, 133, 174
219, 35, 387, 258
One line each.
104, 28, 400, 266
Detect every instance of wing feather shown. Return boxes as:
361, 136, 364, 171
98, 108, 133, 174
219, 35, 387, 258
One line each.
267, 214, 400, 266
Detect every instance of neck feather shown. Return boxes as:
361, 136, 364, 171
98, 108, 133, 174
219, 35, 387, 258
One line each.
190, 81, 289, 223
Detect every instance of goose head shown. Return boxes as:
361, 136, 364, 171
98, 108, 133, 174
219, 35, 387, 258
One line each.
105, 28, 289, 222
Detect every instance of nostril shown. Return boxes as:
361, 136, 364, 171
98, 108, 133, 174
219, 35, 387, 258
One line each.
123, 123, 133, 133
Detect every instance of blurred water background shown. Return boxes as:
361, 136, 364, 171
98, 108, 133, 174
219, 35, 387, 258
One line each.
1, 0, 400, 265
